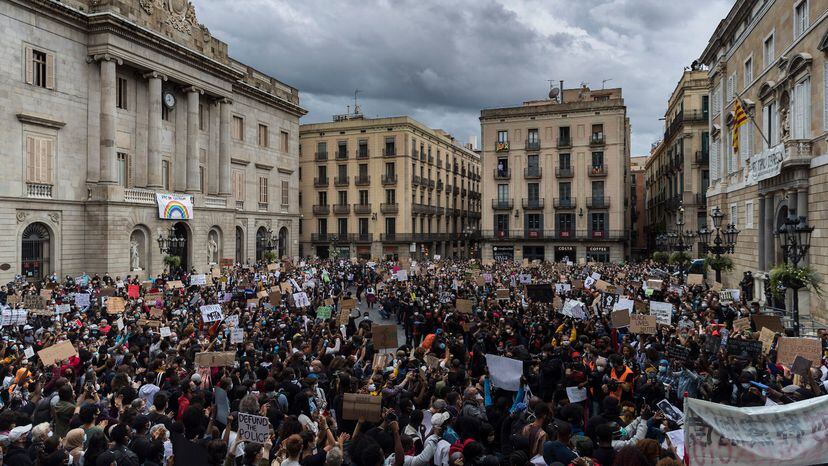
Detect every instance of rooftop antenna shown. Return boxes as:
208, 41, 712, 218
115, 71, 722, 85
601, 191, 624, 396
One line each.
546, 79, 560, 101
601, 78, 612, 89
353, 89, 362, 115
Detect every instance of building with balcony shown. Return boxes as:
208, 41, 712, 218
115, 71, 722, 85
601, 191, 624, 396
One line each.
299, 114, 481, 260
480, 84, 631, 262
0, 0, 306, 282
644, 68, 710, 253
699, 0, 828, 322
630, 156, 648, 260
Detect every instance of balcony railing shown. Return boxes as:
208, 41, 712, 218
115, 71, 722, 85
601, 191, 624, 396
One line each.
379, 233, 417, 242
380, 203, 399, 214
333, 204, 350, 214
334, 176, 350, 187
589, 134, 605, 146
694, 150, 709, 164
382, 147, 396, 156
381, 174, 397, 185
353, 203, 372, 214
123, 188, 153, 204
355, 175, 370, 186
557, 137, 571, 148
588, 164, 608, 176
437, 180, 443, 192
354, 233, 373, 243
493, 168, 511, 180
481, 230, 628, 241
586, 196, 610, 208
312, 204, 330, 215
554, 198, 576, 209
335, 151, 348, 160
356, 149, 369, 159
491, 198, 514, 210
525, 139, 540, 151
522, 198, 545, 210
695, 193, 707, 206
315, 152, 328, 161
428, 179, 435, 190
524, 167, 542, 179
313, 177, 329, 187
556, 167, 574, 178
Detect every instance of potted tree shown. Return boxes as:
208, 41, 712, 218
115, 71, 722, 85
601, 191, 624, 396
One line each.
163, 255, 181, 272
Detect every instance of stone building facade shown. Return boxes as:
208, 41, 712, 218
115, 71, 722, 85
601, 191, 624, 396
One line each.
630, 156, 648, 260
1, 0, 306, 282
479, 85, 631, 263
645, 69, 710, 253
700, 0, 828, 323
298, 115, 482, 261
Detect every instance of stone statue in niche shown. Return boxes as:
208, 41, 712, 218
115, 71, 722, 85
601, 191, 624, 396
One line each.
130, 241, 141, 270
779, 90, 790, 141
207, 235, 218, 264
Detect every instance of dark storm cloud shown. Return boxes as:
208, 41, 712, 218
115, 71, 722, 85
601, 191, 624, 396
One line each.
198, 0, 731, 154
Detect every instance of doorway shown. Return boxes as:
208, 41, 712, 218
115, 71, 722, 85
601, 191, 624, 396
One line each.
22, 222, 51, 281
169, 222, 189, 272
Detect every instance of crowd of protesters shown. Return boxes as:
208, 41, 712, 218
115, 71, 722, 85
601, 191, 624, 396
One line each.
0, 256, 825, 466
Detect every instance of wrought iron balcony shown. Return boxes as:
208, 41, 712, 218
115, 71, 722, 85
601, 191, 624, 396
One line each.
556, 167, 574, 177
557, 137, 571, 148
382, 147, 396, 156
524, 167, 542, 179
381, 174, 397, 185
315, 152, 328, 161
356, 148, 369, 159
586, 196, 610, 208
353, 203, 372, 214
525, 139, 540, 151
522, 198, 545, 210
313, 177, 329, 187
588, 165, 608, 177
312, 204, 330, 215
491, 198, 514, 210
380, 203, 399, 214
334, 176, 350, 187
333, 204, 350, 214
355, 175, 370, 186
554, 198, 576, 209
493, 168, 511, 180
335, 150, 349, 160
589, 134, 605, 146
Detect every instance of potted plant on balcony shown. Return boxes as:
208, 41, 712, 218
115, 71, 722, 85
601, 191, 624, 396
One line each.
768, 263, 823, 297
163, 255, 181, 272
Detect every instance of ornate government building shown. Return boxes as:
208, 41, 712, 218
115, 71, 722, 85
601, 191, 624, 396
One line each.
0, 0, 306, 281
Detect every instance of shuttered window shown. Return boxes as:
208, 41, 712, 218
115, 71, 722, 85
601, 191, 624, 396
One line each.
258, 177, 268, 204
232, 170, 245, 200
25, 47, 55, 89
710, 137, 719, 181
281, 180, 289, 206
26, 135, 54, 184
792, 78, 811, 139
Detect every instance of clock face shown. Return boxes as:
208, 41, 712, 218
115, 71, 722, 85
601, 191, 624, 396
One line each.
163, 92, 176, 108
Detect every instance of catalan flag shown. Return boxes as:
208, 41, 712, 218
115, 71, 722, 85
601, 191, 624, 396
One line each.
732, 98, 748, 154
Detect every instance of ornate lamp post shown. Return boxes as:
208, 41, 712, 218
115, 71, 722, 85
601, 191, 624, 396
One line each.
157, 225, 185, 255
670, 207, 694, 252
697, 206, 740, 283
776, 214, 814, 336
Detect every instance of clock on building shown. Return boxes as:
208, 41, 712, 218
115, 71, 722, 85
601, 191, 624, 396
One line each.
163, 91, 176, 109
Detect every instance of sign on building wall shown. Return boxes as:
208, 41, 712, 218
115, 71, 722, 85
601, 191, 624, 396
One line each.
155, 193, 194, 220
748, 144, 784, 184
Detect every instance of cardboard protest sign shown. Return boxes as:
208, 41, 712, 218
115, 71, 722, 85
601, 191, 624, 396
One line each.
711, 281, 723, 292
455, 299, 473, 314
194, 351, 236, 367
611, 309, 631, 328
634, 300, 648, 313
340, 298, 356, 310
166, 280, 184, 290
292, 292, 310, 307
149, 307, 164, 319
791, 356, 813, 377
758, 327, 776, 354
572, 279, 584, 290
342, 393, 382, 422
647, 279, 663, 290
224, 315, 239, 327
732, 317, 751, 333
268, 291, 282, 306
99, 286, 116, 297
236, 412, 271, 443
6, 294, 21, 306
372, 325, 398, 349
496, 289, 510, 299
372, 353, 388, 371
776, 337, 822, 367
316, 306, 332, 319
106, 297, 126, 314
323, 298, 334, 306
145, 292, 164, 306
337, 309, 352, 326
37, 341, 77, 366
137, 319, 162, 328
629, 314, 657, 334
160, 327, 171, 338
280, 282, 293, 294
1, 309, 27, 326
595, 279, 611, 292
220, 258, 234, 267
200, 304, 224, 323
752, 315, 784, 333
726, 338, 763, 360
687, 274, 704, 285
649, 301, 673, 326
267, 263, 279, 271
230, 327, 244, 344
24, 295, 46, 310
246, 299, 259, 309
257, 290, 269, 299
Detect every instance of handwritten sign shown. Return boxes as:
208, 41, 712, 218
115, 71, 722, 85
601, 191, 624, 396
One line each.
106, 297, 126, 314
200, 304, 224, 323
776, 337, 822, 367
24, 295, 46, 310
160, 327, 171, 338
611, 309, 630, 328
37, 341, 77, 366
1, 309, 27, 326
647, 279, 663, 290
687, 274, 704, 285
649, 301, 673, 326
733, 317, 751, 333
230, 327, 244, 344
237, 412, 270, 443
629, 314, 657, 334
455, 299, 473, 314
758, 327, 776, 354
316, 306, 332, 319
752, 315, 784, 333
75, 293, 90, 307
372, 324, 398, 349
292, 292, 310, 308
342, 393, 382, 422
194, 351, 235, 367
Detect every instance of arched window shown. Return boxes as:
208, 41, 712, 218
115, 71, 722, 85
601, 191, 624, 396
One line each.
22, 222, 51, 281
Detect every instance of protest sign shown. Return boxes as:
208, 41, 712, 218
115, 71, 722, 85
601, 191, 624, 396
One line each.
6, 294, 20, 306
595, 279, 611, 292
566, 386, 588, 403
611, 310, 630, 328
496, 289, 510, 299
54, 304, 71, 314
629, 314, 657, 334
758, 327, 776, 354
230, 327, 244, 344
684, 396, 828, 466
1, 309, 27, 326
584, 277, 596, 289
99, 286, 116, 297
704, 335, 722, 354
649, 301, 673, 325
337, 309, 352, 326
647, 279, 663, 290
726, 338, 763, 360
316, 306, 332, 319
482, 273, 493, 284
555, 283, 571, 294
292, 292, 310, 308
372, 325, 398, 349
106, 297, 126, 314
751, 314, 784, 333
149, 308, 164, 319
200, 304, 224, 323
37, 341, 77, 366
667, 345, 690, 361
518, 274, 532, 284
160, 327, 171, 338
268, 290, 282, 306
137, 319, 162, 328
526, 284, 554, 303
733, 317, 751, 333
455, 299, 473, 314
145, 292, 164, 306
687, 273, 704, 285
791, 356, 812, 377
719, 289, 740, 303
342, 393, 382, 422
572, 279, 584, 290
340, 298, 356, 310
74, 293, 90, 307
24, 295, 45, 310
666, 429, 685, 461
776, 337, 822, 367
484, 354, 523, 391
396, 269, 408, 281
194, 351, 235, 367
613, 298, 634, 312
561, 299, 588, 320
166, 280, 184, 290
237, 412, 270, 443
24, 347, 35, 359
127, 285, 140, 298
657, 399, 684, 425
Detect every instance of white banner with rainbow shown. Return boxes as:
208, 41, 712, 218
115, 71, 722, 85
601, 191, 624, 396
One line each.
155, 193, 194, 220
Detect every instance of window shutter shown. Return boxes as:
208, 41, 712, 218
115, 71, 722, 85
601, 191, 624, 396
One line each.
25, 47, 33, 85
26, 136, 35, 182
824, 63, 828, 131
44, 138, 53, 184
761, 105, 769, 149
45, 52, 55, 90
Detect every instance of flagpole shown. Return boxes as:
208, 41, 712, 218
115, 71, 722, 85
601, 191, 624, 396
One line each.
734, 91, 771, 147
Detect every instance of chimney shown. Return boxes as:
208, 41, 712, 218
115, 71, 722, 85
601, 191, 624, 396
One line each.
559, 80, 564, 103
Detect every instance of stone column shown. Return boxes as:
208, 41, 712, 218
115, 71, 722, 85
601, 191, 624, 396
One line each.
185, 87, 203, 193
758, 194, 766, 270
764, 193, 775, 268
97, 55, 120, 184
219, 99, 232, 195
145, 72, 166, 189
797, 189, 808, 221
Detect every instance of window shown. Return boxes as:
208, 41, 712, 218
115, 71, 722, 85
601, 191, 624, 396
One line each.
497, 184, 509, 202
527, 128, 539, 145
590, 213, 606, 234
558, 126, 570, 144
743, 56, 753, 89
591, 181, 604, 199
739, 120, 753, 165
591, 124, 604, 141
497, 130, 508, 143
116, 77, 128, 110
727, 73, 736, 102
385, 189, 396, 204
559, 153, 571, 170
359, 218, 369, 235
763, 33, 775, 69
232, 170, 244, 200
711, 83, 722, 116
281, 180, 289, 206
745, 200, 754, 228
730, 204, 738, 228
384, 137, 396, 156
338, 218, 348, 236
527, 183, 539, 201
359, 190, 369, 205
117, 152, 129, 187
385, 218, 396, 236
792, 78, 811, 139
762, 102, 778, 148
527, 154, 539, 171
559, 182, 571, 200
25, 134, 54, 184
258, 177, 268, 204
337, 141, 347, 159
200, 166, 205, 192
496, 158, 509, 176
25, 47, 54, 89
337, 164, 347, 179
794, 1, 809, 38
318, 219, 328, 235
591, 151, 604, 168
162, 105, 171, 122
358, 139, 368, 157
162, 160, 171, 190
526, 213, 541, 230
318, 191, 328, 206
702, 95, 709, 118
385, 162, 396, 177
317, 165, 327, 180
258, 124, 268, 147
495, 214, 509, 233
557, 213, 574, 233
338, 191, 348, 205
233, 116, 244, 141
281, 131, 289, 152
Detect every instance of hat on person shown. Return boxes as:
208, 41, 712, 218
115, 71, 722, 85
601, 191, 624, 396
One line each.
191, 373, 202, 385
9, 424, 32, 442
431, 412, 451, 427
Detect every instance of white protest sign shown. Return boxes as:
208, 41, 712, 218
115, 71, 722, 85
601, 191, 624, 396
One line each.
613, 298, 634, 312
116, 317, 124, 330
518, 274, 532, 284
55, 304, 71, 315
484, 354, 523, 391
666, 429, 685, 461
200, 304, 224, 323
684, 396, 828, 466
396, 269, 408, 281
292, 292, 310, 308
225, 315, 239, 327
561, 299, 588, 320
584, 277, 596, 289
190, 274, 207, 286
160, 327, 172, 338
555, 283, 571, 294
566, 386, 588, 403
75, 293, 90, 307
231, 327, 244, 344
237, 412, 270, 444
590, 272, 601, 281
24, 346, 35, 359
649, 301, 674, 326
1, 309, 27, 326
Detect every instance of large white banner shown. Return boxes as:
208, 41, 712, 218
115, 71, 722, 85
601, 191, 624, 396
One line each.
156, 193, 194, 220
484, 354, 523, 391
684, 396, 828, 466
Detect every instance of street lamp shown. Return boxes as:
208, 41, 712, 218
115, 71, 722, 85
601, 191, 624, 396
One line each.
697, 206, 740, 283
777, 214, 814, 336
157, 225, 185, 255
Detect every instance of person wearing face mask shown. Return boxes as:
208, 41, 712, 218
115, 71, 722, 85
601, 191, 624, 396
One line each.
107, 423, 140, 466
459, 387, 487, 423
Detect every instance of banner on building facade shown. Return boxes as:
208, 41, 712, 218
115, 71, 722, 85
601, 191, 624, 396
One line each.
684, 396, 828, 466
748, 144, 785, 184
155, 193, 194, 220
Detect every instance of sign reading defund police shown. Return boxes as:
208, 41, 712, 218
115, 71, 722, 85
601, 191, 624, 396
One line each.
237, 412, 270, 444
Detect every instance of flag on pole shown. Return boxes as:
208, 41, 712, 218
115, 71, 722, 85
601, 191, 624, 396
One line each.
732, 99, 748, 154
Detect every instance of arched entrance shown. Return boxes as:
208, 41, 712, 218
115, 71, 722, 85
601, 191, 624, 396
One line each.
130, 227, 150, 274
169, 222, 190, 272
278, 227, 288, 259
235, 226, 244, 264
22, 222, 51, 281
255, 227, 269, 262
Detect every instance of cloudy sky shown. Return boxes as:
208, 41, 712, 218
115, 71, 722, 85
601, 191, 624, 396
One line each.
198, 0, 731, 156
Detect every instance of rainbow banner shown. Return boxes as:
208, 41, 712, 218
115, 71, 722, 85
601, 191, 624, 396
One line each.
155, 193, 193, 220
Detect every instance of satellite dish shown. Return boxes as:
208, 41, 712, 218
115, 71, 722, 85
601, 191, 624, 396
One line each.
548, 87, 560, 99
